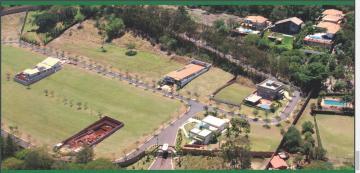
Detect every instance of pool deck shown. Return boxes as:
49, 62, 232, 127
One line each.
321, 97, 353, 110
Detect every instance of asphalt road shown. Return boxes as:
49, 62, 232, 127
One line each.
3, 41, 302, 169
149, 156, 173, 170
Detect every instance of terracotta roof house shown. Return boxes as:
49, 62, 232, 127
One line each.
322, 9, 344, 17
316, 21, 341, 38
270, 155, 288, 170
163, 60, 211, 88
322, 14, 343, 24
243, 15, 270, 30
271, 17, 304, 35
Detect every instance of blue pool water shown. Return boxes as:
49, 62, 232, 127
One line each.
324, 99, 346, 107
258, 104, 270, 110
309, 35, 322, 39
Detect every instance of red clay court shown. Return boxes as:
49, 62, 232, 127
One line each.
56, 116, 124, 152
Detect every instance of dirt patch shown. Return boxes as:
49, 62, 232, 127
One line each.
187, 8, 243, 26
49, 20, 103, 47
1, 12, 26, 40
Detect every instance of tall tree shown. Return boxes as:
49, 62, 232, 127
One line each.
221, 136, 251, 169
283, 126, 302, 153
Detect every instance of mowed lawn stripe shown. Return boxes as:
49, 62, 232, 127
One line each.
2, 46, 183, 158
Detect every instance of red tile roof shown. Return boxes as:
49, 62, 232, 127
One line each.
316, 21, 341, 34
322, 9, 344, 16
270, 155, 288, 169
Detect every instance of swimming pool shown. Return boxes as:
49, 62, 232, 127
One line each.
258, 104, 271, 110
324, 99, 346, 107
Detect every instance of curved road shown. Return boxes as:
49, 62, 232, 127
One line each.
2, 41, 301, 169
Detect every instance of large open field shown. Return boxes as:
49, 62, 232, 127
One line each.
316, 114, 354, 165
1, 45, 183, 158
48, 20, 184, 83
296, 99, 354, 167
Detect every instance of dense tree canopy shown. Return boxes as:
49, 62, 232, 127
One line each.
283, 126, 302, 153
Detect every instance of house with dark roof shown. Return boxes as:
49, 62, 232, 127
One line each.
271, 17, 304, 35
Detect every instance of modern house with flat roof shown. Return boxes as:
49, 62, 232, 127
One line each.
201, 115, 229, 132
256, 79, 284, 100
163, 60, 211, 88
14, 57, 62, 85
189, 128, 213, 145
271, 17, 304, 35
188, 115, 229, 145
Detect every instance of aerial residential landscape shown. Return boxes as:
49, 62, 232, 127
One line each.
0, 5, 355, 171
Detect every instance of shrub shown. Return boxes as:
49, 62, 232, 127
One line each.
125, 50, 137, 56
2, 157, 24, 170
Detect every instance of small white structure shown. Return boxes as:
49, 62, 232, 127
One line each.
201, 115, 229, 132
189, 128, 213, 144
162, 143, 169, 151
244, 94, 262, 105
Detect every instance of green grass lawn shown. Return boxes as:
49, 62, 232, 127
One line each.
214, 83, 255, 104
179, 68, 234, 103
263, 31, 293, 50
249, 123, 283, 152
2, 45, 183, 159
316, 114, 354, 165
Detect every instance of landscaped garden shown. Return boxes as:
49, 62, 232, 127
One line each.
2, 45, 184, 159
213, 78, 289, 120
263, 31, 294, 50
